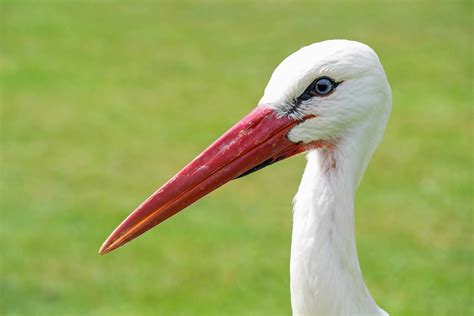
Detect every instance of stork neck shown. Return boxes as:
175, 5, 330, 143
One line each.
290, 133, 386, 316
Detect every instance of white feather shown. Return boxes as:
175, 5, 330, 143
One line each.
260, 40, 391, 315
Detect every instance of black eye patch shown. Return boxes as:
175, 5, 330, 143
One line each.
285, 76, 341, 118
296, 76, 340, 103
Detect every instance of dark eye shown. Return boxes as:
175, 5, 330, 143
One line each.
295, 76, 339, 104
312, 77, 335, 96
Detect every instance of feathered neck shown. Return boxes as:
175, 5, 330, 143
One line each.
289, 128, 387, 316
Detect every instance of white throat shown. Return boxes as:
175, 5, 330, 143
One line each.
290, 127, 388, 316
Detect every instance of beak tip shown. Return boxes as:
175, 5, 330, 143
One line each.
98, 243, 110, 255
98, 235, 119, 255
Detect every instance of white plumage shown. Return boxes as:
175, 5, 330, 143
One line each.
262, 40, 391, 315
101, 39, 392, 316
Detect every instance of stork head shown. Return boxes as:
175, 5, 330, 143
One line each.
263, 40, 391, 145
99, 40, 391, 254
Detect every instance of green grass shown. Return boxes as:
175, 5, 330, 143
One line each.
1, 0, 472, 315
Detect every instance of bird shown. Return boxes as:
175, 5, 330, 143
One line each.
99, 39, 392, 316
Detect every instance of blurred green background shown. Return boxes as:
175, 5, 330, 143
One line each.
1, 0, 472, 315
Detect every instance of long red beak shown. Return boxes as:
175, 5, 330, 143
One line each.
99, 105, 315, 255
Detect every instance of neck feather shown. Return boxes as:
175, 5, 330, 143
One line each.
290, 129, 387, 316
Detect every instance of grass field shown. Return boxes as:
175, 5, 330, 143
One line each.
1, 1, 472, 315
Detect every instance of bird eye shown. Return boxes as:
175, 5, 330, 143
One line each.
312, 77, 335, 96
295, 76, 339, 105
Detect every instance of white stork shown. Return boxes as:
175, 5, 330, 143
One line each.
100, 40, 392, 316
